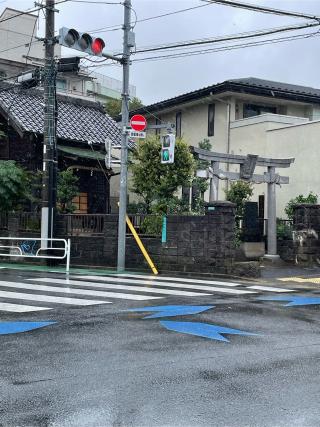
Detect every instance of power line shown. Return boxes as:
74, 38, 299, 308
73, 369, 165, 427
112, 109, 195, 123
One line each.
68, 0, 122, 3
87, 3, 213, 34
201, 0, 320, 21
132, 31, 320, 63
0, 0, 69, 24
0, 39, 42, 55
25, 0, 42, 64
0, 5, 46, 24
134, 21, 319, 54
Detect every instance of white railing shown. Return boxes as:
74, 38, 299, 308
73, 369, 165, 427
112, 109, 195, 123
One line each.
0, 237, 71, 273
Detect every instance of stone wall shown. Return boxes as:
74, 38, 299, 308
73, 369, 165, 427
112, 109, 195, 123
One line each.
57, 201, 237, 274
292, 204, 320, 264
1, 202, 237, 274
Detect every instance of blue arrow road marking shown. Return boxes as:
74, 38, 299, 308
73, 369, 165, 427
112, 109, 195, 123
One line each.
0, 321, 56, 335
126, 305, 214, 319
160, 321, 260, 342
258, 296, 320, 306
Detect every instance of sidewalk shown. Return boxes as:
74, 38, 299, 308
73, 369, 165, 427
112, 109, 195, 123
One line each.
260, 262, 320, 289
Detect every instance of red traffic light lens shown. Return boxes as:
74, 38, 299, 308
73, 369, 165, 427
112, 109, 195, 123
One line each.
92, 38, 105, 55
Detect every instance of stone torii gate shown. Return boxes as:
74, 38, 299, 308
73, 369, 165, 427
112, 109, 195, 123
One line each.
192, 147, 295, 260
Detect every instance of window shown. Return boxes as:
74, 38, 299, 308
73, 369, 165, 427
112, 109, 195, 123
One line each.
72, 192, 88, 213
155, 117, 161, 136
243, 103, 277, 118
176, 112, 182, 138
208, 104, 215, 137
56, 79, 67, 92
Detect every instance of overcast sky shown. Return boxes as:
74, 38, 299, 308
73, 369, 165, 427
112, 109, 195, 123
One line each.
4, 0, 320, 104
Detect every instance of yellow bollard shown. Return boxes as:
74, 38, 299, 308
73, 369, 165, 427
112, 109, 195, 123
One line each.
126, 215, 158, 275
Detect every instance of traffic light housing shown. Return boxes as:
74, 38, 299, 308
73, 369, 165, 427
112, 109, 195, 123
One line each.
57, 57, 80, 73
17, 68, 40, 89
161, 134, 175, 164
59, 27, 105, 57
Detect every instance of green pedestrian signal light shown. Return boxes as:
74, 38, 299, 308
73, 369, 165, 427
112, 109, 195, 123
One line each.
162, 149, 170, 162
161, 134, 175, 164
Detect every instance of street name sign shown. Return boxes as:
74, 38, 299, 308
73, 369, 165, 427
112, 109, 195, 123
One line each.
128, 130, 146, 138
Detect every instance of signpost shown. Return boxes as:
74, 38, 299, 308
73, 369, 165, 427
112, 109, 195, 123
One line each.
128, 130, 146, 138
130, 114, 147, 132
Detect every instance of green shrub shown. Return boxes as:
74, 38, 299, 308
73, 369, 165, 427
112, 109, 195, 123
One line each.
277, 219, 292, 240
140, 215, 162, 236
285, 192, 318, 220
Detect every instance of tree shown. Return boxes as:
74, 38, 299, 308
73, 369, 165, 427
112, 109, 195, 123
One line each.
225, 181, 253, 217
0, 161, 29, 211
57, 170, 79, 213
285, 192, 318, 220
130, 136, 195, 213
105, 97, 144, 119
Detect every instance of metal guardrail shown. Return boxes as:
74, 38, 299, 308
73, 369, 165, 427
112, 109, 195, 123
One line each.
0, 237, 71, 273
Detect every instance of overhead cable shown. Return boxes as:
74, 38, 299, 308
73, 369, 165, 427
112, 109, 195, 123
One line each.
134, 21, 319, 54
87, 3, 213, 34
132, 31, 320, 63
201, 0, 320, 21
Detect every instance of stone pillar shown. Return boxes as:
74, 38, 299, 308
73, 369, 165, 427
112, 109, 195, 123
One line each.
265, 166, 279, 260
209, 162, 219, 202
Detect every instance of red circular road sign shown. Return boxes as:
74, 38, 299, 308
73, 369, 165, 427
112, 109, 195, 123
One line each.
130, 114, 147, 132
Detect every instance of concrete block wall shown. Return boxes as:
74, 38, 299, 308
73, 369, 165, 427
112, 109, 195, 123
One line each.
293, 204, 320, 263
1, 204, 237, 274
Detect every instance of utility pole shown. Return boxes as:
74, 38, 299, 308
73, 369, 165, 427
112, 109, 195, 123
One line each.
117, 0, 132, 271
41, 0, 57, 246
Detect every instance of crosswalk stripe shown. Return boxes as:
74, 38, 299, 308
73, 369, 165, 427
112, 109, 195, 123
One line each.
30, 278, 211, 297
0, 302, 53, 313
75, 273, 241, 287
247, 285, 295, 293
0, 288, 109, 306
0, 281, 161, 301
31, 277, 256, 295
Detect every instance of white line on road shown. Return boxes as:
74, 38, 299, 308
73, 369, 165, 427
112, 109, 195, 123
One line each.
0, 302, 53, 313
79, 273, 242, 287
0, 288, 109, 306
31, 277, 256, 295
247, 285, 295, 293
30, 278, 212, 297
0, 281, 161, 301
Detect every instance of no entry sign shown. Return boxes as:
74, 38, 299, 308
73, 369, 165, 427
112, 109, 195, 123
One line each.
130, 114, 147, 132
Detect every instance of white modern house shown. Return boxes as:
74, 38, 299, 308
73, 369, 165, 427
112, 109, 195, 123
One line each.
132, 77, 320, 217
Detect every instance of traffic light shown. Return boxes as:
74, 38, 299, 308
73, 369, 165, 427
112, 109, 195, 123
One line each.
161, 134, 175, 164
17, 68, 40, 89
59, 27, 105, 57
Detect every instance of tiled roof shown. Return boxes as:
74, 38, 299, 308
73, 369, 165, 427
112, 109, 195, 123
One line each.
229, 77, 320, 97
129, 77, 320, 117
0, 86, 122, 146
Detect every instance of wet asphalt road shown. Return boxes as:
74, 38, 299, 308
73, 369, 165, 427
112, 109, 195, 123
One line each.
0, 269, 320, 427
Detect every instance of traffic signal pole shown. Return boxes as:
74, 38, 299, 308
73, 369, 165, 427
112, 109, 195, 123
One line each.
41, 0, 57, 247
117, 0, 132, 271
